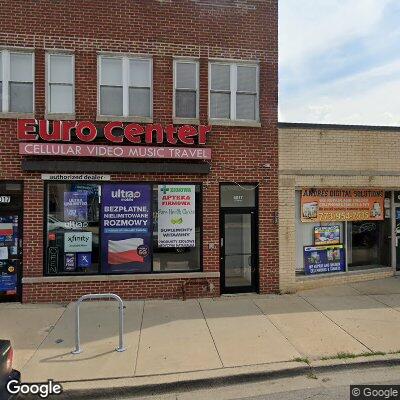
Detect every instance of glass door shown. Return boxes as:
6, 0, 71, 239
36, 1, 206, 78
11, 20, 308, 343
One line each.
221, 211, 257, 293
0, 212, 22, 302
396, 206, 400, 271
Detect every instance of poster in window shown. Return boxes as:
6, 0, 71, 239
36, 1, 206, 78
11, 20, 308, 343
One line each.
314, 225, 340, 245
304, 245, 345, 275
0, 260, 17, 294
101, 184, 151, 273
157, 184, 195, 248
64, 192, 88, 222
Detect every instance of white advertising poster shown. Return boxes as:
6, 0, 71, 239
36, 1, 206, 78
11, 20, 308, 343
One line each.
64, 232, 92, 252
157, 185, 195, 248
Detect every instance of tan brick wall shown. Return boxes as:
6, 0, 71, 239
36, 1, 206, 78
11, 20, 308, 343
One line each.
278, 125, 400, 292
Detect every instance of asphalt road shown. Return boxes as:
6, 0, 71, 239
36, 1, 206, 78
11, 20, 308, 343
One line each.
117, 364, 400, 400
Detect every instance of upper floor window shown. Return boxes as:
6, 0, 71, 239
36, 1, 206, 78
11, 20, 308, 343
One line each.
0, 50, 34, 114
46, 53, 74, 115
174, 59, 199, 119
98, 55, 152, 118
209, 62, 259, 122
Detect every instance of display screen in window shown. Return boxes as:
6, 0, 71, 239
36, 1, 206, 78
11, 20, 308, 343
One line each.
46, 183, 100, 274
152, 185, 201, 272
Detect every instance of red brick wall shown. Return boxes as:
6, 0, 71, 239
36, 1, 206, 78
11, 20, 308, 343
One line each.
0, 0, 278, 302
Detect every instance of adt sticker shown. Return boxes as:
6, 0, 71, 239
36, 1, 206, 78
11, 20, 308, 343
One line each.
77, 253, 91, 268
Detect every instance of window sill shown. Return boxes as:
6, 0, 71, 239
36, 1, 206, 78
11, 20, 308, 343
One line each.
96, 115, 153, 123
22, 271, 219, 284
0, 112, 34, 119
173, 117, 200, 125
208, 119, 261, 128
45, 113, 76, 120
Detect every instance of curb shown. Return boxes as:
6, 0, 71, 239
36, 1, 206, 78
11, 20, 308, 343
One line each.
56, 354, 400, 399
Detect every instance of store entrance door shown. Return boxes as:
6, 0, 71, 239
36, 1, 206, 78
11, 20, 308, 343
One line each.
0, 183, 23, 302
220, 210, 257, 293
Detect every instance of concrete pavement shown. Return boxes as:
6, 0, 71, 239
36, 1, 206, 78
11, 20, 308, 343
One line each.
2, 276, 400, 391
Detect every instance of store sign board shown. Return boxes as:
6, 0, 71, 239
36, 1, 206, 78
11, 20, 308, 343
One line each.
101, 184, 151, 273
301, 188, 384, 222
304, 245, 345, 275
42, 174, 111, 181
20, 143, 211, 160
157, 184, 196, 248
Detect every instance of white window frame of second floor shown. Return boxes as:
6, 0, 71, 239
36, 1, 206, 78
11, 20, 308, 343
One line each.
0, 49, 35, 115
208, 61, 259, 124
98, 54, 153, 121
46, 52, 75, 116
173, 58, 199, 122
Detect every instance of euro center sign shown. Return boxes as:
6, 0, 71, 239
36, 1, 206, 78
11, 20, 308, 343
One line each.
17, 119, 212, 160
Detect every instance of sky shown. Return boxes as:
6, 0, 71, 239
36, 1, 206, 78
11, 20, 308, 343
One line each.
279, 0, 400, 126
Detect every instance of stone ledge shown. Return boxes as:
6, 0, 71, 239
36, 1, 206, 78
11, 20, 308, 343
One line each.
22, 272, 220, 284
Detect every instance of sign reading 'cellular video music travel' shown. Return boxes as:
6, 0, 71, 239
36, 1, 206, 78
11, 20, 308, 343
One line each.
17, 119, 212, 160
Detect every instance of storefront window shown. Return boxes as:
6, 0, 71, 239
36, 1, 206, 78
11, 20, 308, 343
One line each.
295, 190, 391, 275
46, 183, 100, 274
45, 182, 201, 275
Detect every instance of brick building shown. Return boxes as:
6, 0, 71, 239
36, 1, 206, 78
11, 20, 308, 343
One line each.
0, 0, 279, 302
279, 123, 399, 292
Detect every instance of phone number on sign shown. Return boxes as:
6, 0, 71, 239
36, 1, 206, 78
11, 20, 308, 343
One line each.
317, 211, 370, 221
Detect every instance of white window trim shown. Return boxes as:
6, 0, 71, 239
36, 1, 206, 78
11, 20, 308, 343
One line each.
173, 58, 199, 122
0, 49, 35, 116
208, 61, 260, 125
45, 52, 75, 118
97, 54, 153, 122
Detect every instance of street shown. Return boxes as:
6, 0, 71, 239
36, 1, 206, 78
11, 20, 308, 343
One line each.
116, 364, 400, 400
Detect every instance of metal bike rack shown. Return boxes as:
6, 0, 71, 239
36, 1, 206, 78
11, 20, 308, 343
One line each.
71, 293, 126, 354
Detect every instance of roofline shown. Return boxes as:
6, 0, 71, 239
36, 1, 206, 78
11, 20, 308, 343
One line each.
278, 122, 400, 132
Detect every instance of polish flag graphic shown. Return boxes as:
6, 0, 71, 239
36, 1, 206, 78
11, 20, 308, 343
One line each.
108, 238, 144, 265
0, 223, 13, 236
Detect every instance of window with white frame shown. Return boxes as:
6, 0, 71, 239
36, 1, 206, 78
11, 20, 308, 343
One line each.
209, 62, 259, 121
99, 55, 152, 118
47, 53, 74, 114
174, 59, 199, 119
0, 50, 34, 114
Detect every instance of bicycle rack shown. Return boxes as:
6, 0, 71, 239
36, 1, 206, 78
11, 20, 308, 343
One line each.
71, 293, 126, 354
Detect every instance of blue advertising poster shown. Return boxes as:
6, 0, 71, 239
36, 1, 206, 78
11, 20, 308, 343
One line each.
101, 184, 151, 273
304, 244, 345, 275
64, 192, 88, 221
0, 260, 17, 293
77, 253, 92, 269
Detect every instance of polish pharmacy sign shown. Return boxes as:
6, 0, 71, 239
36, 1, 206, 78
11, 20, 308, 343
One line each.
17, 119, 212, 160
157, 184, 196, 248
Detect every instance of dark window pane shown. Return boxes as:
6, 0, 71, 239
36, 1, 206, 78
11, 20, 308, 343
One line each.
210, 92, 230, 119
176, 90, 196, 118
236, 93, 256, 120
100, 86, 123, 116
129, 87, 150, 117
9, 82, 33, 113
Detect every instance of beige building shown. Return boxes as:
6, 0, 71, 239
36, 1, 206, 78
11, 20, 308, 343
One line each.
279, 123, 400, 292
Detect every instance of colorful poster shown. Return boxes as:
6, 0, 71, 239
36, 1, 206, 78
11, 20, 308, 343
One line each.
77, 253, 92, 269
0, 260, 17, 293
64, 192, 88, 221
301, 188, 384, 222
64, 232, 92, 252
101, 184, 151, 273
157, 184, 195, 248
304, 244, 345, 275
314, 225, 340, 245
64, 253, 76, 272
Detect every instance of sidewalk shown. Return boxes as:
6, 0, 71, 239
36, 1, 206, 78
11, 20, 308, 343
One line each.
2, 277, 400, 392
